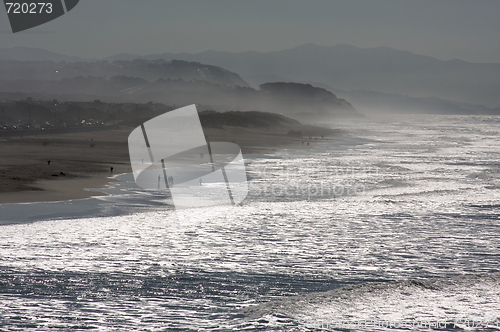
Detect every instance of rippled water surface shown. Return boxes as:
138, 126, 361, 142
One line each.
1, 115, 499, 331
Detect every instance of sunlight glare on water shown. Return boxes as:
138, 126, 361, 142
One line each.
0, 115, 499, 331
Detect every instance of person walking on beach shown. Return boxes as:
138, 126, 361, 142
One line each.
158, 175, 161, 189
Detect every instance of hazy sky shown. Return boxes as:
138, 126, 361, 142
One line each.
1, 0, 499, 63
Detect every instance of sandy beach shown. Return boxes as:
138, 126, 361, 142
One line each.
0, 123, 342, 204
0, 128, 132, 204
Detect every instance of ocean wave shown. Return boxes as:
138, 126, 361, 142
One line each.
242, 273, 500, 331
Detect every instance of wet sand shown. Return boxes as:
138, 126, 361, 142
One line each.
0, 124, 343, 204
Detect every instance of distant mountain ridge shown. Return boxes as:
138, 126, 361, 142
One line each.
2, 44, 499, 113
0, 58, 249, 87
102, 43, 500, 108
330, 88, 500, 116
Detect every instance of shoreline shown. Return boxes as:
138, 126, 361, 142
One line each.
0, 124, 344, 205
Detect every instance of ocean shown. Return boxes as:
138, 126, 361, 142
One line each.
0, 115, 499, 331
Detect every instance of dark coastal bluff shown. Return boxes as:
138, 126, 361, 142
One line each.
259, 82, 355, 110
253, 82, 359, 121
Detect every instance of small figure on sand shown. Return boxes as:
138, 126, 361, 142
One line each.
307, 142, 309, 146
47, 160, 51, 165
110, 167, 114, 174
199, 178, 203, 186
158, 175, 161, 189
168, 176, 174, 187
